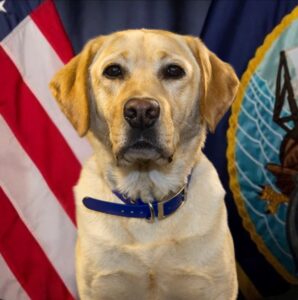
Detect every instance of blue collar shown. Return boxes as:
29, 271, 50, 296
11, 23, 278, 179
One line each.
82, 175, 191, 223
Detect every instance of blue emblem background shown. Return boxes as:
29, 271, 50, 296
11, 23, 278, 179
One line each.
234, 18, 298, 277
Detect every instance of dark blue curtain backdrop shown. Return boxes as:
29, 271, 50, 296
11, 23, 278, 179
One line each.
55, 0, 211, 53
54, 1, 298, 299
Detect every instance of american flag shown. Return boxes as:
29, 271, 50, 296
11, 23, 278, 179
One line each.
0, 0, 91, 298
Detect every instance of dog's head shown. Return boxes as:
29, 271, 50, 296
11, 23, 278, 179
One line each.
50, 30, 238, 167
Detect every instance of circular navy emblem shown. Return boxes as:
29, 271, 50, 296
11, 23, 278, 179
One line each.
228, 7, 298, 283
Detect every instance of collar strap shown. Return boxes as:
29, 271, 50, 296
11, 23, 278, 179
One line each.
83, 186, 186, 223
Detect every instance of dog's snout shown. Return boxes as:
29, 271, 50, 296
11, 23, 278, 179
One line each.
124, 98, 160, 129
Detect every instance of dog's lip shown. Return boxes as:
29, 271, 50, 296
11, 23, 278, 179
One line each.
117, 139, 167, 161
129, 140, 157, 150
116, 143, 173, 165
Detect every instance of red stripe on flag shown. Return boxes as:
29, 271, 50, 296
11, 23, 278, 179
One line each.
0, 47, 79, 225
31, 0, 74, 64
0, 188, 74, 300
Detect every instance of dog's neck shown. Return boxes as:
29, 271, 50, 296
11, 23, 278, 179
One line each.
106, 157, 196, 203
87, 132, 204, 203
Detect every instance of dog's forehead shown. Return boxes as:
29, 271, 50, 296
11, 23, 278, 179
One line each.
99, 30, 193, 62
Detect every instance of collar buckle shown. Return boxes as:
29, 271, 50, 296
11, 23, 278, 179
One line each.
157, 202, 165, 220
146, 201, 168, 223
147, 202, 155, 223
146, 185, 187, 223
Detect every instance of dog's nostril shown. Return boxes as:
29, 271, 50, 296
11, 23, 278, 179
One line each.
125, 108, 137, 119
124, 98, 160, 129
146, 108, 159, 120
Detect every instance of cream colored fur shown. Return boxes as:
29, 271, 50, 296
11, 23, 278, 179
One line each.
50, 29, 239, 300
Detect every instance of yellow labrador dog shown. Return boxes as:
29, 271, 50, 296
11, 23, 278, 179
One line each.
50, 29, 239, 300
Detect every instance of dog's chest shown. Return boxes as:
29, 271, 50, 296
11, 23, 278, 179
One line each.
85, 217, 202, 265
75, 155, 234, 299
79, 220, 221, 300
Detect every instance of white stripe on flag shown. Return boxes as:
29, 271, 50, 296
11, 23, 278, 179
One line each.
0, 117, 78, 298
0, 16, 92, 165
0, 254, 30, 300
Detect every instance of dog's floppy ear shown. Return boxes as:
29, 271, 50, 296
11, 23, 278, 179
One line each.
186, 37, 239, 132
49, 37, 105, 136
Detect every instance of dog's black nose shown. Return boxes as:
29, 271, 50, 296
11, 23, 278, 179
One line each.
124, 98, 160, 129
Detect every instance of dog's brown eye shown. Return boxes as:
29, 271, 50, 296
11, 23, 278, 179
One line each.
103, 64, 124, 79
163, 64, 185, 79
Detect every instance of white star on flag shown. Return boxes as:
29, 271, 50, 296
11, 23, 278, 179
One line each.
0, 0, 7, 13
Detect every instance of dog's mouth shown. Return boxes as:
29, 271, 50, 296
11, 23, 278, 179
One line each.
117, 139, 171, 164
130, 140, 158, 150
